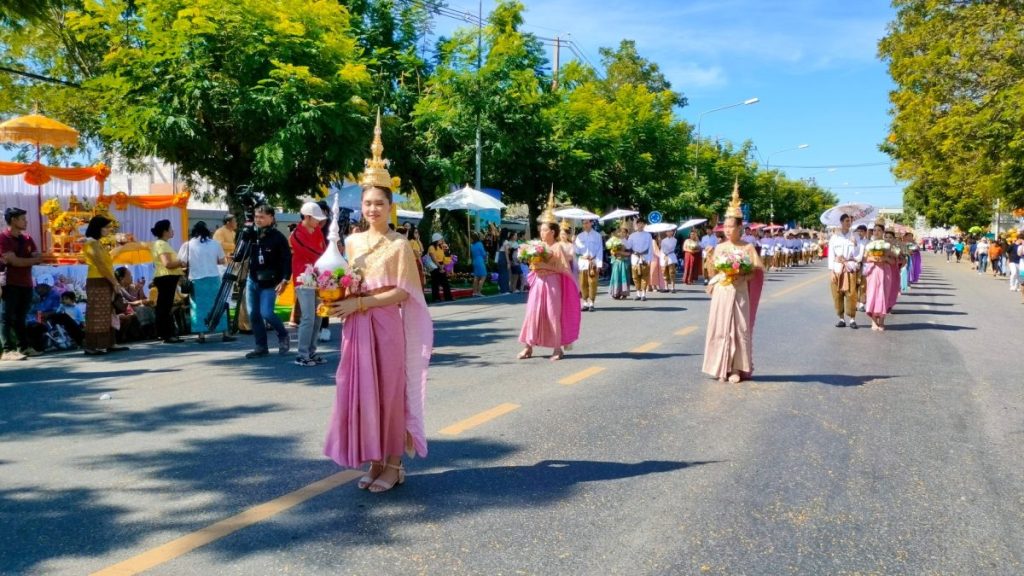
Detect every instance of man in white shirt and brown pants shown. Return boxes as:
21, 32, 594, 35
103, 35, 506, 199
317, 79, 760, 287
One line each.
828, 213, 860, 329
574, 219, 604, 311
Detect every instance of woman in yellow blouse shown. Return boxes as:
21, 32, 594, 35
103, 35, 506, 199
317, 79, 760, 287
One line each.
82, 216, 129, 355
407, 226, 426, 287
150, 219, 186, 343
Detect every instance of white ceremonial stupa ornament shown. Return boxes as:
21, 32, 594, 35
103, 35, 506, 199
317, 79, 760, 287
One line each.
314, 195, 350, 316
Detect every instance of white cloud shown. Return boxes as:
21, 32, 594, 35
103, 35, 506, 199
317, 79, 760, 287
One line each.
661, 62, 727, 89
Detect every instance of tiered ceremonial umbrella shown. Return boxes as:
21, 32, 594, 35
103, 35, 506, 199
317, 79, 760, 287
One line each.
0, 110, 81, 252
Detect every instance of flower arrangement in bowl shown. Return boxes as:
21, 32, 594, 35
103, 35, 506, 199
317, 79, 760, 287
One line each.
297, 264, 363, 317
866, 240, 890, 260
605, 236, 624, 254
517, 240, 551, 270
713, 248, 753, 286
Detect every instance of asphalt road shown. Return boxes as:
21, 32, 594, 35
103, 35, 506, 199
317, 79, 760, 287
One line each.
1, 252, 1022, 575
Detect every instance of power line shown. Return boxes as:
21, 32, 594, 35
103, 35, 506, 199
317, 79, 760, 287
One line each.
396, 0, 603, 79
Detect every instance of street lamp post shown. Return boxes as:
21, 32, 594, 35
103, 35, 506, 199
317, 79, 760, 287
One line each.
766, 144, 809, 223
693, 97, 759, 177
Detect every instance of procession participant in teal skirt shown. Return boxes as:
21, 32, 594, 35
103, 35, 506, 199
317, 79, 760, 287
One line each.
606, 227, 631, 299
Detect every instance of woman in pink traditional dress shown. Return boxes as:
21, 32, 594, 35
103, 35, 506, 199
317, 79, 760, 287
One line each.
517, 194, 581, 361
649, 236, 668, 293
324, 119, 432, 494
863, 223, 893, 331
884, 229, 902, 312
701, 184, 764, 384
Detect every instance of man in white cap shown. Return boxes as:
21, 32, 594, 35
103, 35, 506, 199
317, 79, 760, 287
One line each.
574, 218, 603, 311
290, 201, 328, 366
427, 232, 453, 302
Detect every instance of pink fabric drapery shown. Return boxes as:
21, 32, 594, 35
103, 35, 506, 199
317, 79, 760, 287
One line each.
324, 232, 433, 468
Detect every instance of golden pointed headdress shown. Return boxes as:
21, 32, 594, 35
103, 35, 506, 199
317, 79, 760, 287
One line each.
360, 110, 393, 189
538, 185, 557, 225
725, 177, 743, 220
559, 218, 571, 231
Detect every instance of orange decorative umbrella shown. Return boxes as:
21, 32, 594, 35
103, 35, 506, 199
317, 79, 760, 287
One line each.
0, 112, 79, 150
0, 111, 80, 254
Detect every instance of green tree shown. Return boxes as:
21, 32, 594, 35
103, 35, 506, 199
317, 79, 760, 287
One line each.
548, 41, 688, 217
879, 0, 1024, 229
69, 0, 371, 207
0, 0, 108, 163
346, 0, 439, 209
414, 0, 556, 227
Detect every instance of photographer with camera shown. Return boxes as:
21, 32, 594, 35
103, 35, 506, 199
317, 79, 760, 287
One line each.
244, 205, 292, 359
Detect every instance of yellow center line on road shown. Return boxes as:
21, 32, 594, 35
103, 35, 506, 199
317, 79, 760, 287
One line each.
770, 273, 827, 299
630, 341, 662, 354
93, 402, 526, 574
558, 366, 606, 386
90, 469, 363, 576
438, 403, 521, 436
674, 325, 698, 337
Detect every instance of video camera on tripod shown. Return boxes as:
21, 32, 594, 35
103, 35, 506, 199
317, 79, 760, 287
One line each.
205, 185, 266, 332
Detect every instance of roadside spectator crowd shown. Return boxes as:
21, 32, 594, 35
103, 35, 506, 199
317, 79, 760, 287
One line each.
931, 234, 1024, 301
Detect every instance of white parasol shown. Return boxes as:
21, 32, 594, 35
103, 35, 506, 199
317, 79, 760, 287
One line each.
644, 222, 678, 234
426, 185, 506, 260
554, 207, 600, 220
677, 217, 708, 231
426, 184, 507, 211
599, 208, 639, 222
820, 202, 877, 227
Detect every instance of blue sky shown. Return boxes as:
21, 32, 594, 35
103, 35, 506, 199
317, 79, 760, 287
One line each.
437, 0, 903, 208
3, 1, 902, 208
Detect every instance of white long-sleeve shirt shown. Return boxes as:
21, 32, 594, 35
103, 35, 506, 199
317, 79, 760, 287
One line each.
828, 231, 857, 274
574, 229, 604, 270
626, 231, 654, 264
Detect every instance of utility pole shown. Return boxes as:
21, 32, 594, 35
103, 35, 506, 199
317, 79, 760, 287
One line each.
475, 0, 483, 191
551, 36, 560, 91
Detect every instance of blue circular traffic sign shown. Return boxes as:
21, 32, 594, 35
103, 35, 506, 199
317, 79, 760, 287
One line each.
648, 211, 663, 224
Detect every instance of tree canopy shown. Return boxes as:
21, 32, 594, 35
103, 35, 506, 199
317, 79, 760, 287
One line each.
879, 0, 1024, 228
1, 0, 837, 228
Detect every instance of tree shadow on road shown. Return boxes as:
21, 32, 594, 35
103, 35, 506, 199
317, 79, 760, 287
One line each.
592, 306, 688, 312
752, 374, 896, 387
0, 486, 139, 575
202, 455, 718, 562
889, 309, 966, 316
0, 368, 282, 439
566, 351, 697, 361
885, 322, 976, 331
